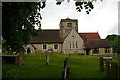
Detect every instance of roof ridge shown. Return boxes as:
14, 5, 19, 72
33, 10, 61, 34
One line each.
42, 29, 60, 30
79, 32, 98, 34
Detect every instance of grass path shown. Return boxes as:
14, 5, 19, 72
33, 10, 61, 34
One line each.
2, 53, 107, 79
69, 55, 106, 79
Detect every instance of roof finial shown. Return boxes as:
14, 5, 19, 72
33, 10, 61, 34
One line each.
66, 16, 70, 19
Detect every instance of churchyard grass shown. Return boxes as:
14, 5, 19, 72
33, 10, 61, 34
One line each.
2, 52, 107, 79
69, 55, 106, 79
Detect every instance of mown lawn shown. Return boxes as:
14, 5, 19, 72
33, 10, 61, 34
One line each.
2, 53, 107, 79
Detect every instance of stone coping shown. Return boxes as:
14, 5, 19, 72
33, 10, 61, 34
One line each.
103, 57, 112, 60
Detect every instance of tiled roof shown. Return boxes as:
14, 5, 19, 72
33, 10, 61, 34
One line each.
79, 32, 111, 48
31, 29, 111, 49
84, 39, 111, 48
79, 32, 101, 41
31, 29, 63, 44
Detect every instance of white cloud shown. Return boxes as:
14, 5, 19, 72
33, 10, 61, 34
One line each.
40, 0, 119, 38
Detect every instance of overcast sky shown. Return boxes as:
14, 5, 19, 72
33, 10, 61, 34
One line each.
38, 0, 119, 39
118, 1, 120, 35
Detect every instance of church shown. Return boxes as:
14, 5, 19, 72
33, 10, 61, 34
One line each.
24, 18, 112, 55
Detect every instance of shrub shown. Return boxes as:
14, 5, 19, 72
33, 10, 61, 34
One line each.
2, 65, 19, 79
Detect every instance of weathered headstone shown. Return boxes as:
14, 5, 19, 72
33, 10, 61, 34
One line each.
103, 57, 112, 71
46, 53, 49, 65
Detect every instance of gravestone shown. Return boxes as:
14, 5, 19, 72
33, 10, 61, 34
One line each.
100, 57, 112, 71
46, 53, 49, 65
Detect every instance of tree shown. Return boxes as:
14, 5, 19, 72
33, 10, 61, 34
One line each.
2, 2, 46, 54
2, 0, 102, 54
56, 0, 103, 14
114, 35, 120, 54
106, 35, 120, 54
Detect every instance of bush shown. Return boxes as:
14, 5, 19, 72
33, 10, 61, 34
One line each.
2, 65, 20, 79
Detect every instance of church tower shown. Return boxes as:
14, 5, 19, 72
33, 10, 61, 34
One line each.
59, 18, 78, 38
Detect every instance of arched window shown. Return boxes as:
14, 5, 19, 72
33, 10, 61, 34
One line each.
27, 48, 31, 53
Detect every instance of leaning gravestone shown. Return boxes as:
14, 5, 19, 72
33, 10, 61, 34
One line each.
46, 52, 49, 65
46, 54, 49, 65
